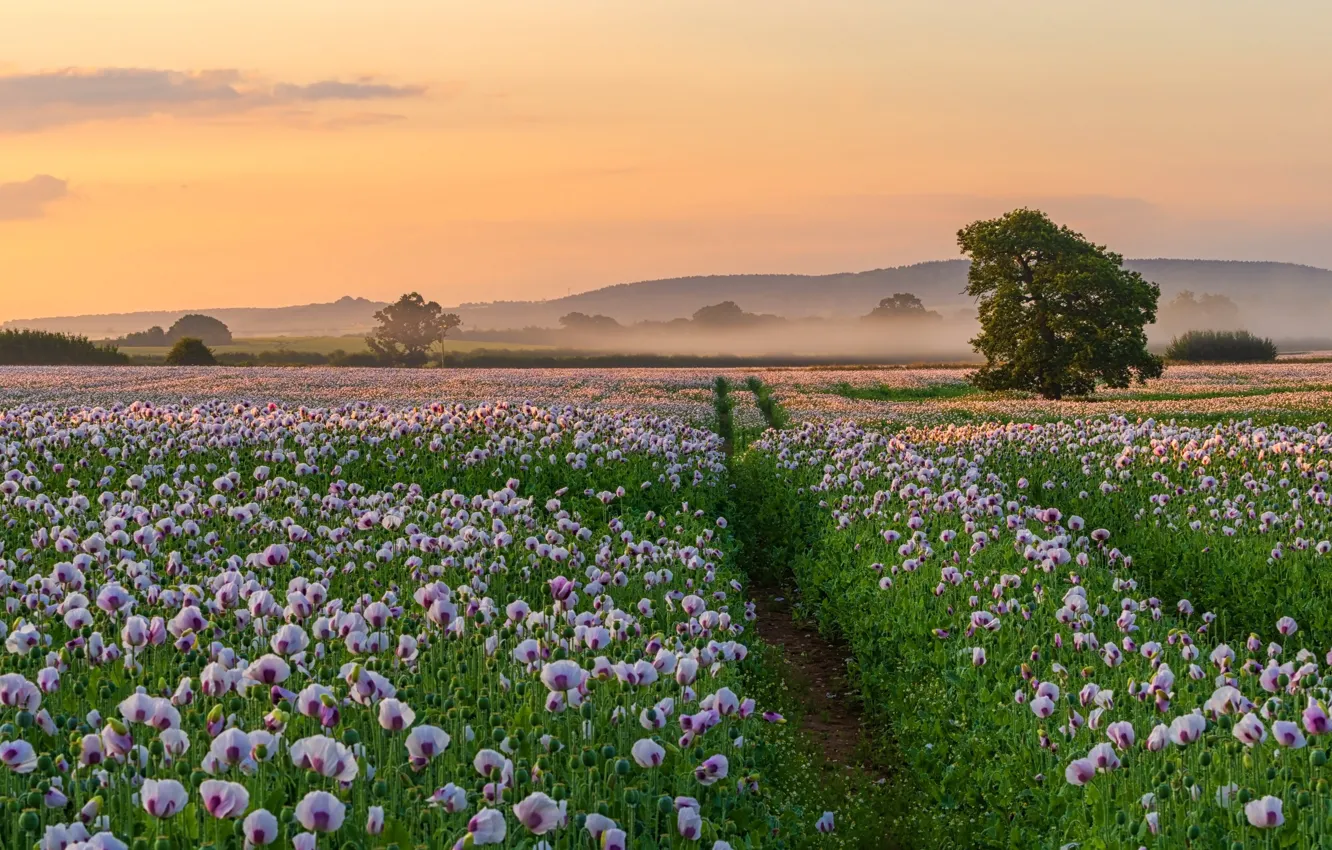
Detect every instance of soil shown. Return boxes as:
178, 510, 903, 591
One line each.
749, 581, 883, 776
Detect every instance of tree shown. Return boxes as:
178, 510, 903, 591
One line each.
121, 326, 168, 346
164, 337, 217, 366
1157, 290, 1241, 332
559, 312, 623, 333
691, 301, 748, 326
366, 292, 461, 366
167, 314, 232, 346
958, 208, 1162, 399
864, 292, 943, 322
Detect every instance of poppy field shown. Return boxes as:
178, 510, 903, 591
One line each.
0, 399, 874, 850
4, 369, 1332, 849
736, 417, 1332, 848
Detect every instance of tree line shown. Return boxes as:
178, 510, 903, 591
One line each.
1, 209, 1280, 377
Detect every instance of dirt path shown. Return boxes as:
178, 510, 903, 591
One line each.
749, 581, 884, 776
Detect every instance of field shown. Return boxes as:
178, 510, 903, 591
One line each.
3, 365, 1332, 849
113, 336, 556, 360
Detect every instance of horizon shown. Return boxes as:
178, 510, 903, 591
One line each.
3, 1, 1331, 323
10, 256, 1332, 325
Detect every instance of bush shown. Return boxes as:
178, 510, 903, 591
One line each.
1165, 329, 1277, 362
164, 337, 217, 365
0, 329, 129, 365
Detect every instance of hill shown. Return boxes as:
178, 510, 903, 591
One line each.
454, 259, 1332, 328
7, 260, 1330, 337
1, 295, 386, 339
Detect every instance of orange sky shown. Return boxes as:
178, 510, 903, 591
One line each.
3, 1, 1330, 321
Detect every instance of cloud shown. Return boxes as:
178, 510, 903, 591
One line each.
0, 68, 430, 131
0, 175, 68, 220
273, 80, 425, 101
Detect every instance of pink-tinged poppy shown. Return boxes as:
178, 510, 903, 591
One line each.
1168, 714, 1205, 746
295, 790, 346, 833
1272, 720, 1306, 749
1304, 700, 1331, 735
467, 808, 507, 845
513, 791, 566, 835
243, 809, 279, 846
429, 783, 468, 813
632, 738, 665, 768
694, 754, 729, 786
199, 780, 250, 819
405, 726, 451, 768
0, 739, 38, 773
290, 735, 358, 782
1233, 713, 1267, 747
1064, 758, 1095, 786
140, 779, 188, 819
583, 813, 616, 840
1244, 795, 1284, 829
366, 806, 384, 835
677, 807, 703, 840
540, 660, 583, 692
377, 698, 416, 731
1106, 721, 1135, 750
1087, 743, 1120, 771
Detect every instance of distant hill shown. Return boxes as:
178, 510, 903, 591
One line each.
8, 260, 1330, 338
454, 259, 1332, 328
3, 296, 387, 339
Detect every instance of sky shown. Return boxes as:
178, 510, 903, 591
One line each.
2, 0, 1330, 321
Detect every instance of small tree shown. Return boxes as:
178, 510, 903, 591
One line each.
559, 312, 622, 333
692, 302, 748, 327
167, 314, 232, 346
164, 337, 217, 366
958, 208, 1163, 399
864, 292, 942, 322
366, 292, 461, 366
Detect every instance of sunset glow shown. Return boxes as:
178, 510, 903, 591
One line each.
3, 0, 1330, 321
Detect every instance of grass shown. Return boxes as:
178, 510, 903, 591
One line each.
116, 335, 556, 358
832, 379, 1332, 405
832, 381, 982, 402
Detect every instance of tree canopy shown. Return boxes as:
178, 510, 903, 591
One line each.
559, 312, 623, 333
164, 337, 217, 366
366, 292, 462, 366
959, 208, 1162, 399
167, 314, 232, 346
0, 329, 129, 365
863, 292, 942, 322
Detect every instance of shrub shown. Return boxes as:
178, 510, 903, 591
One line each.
1165, 328, 1277, 362
0, 329, 129, 365
164, 336, 217, 365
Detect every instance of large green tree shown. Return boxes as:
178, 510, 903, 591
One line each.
167, 314, 232, 346
958, 208, 1163, 399
366, 292, 462, 366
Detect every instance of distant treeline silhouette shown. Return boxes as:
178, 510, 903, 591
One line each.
0, 329, 130, 365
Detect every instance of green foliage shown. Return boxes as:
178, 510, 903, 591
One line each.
163, 336, 217, 365
0, 328, 129, 365
167, 314, 232, 346
744, 376, 790, 430
959, 208, 1163, 399
559, 312, 623, 332
712, 377, 735, 451
366, 292, 462, 366
863, 292, 942, 322
1165, 329, 1278, 363
832, 381, 981, 402
120, 325, 169, 346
